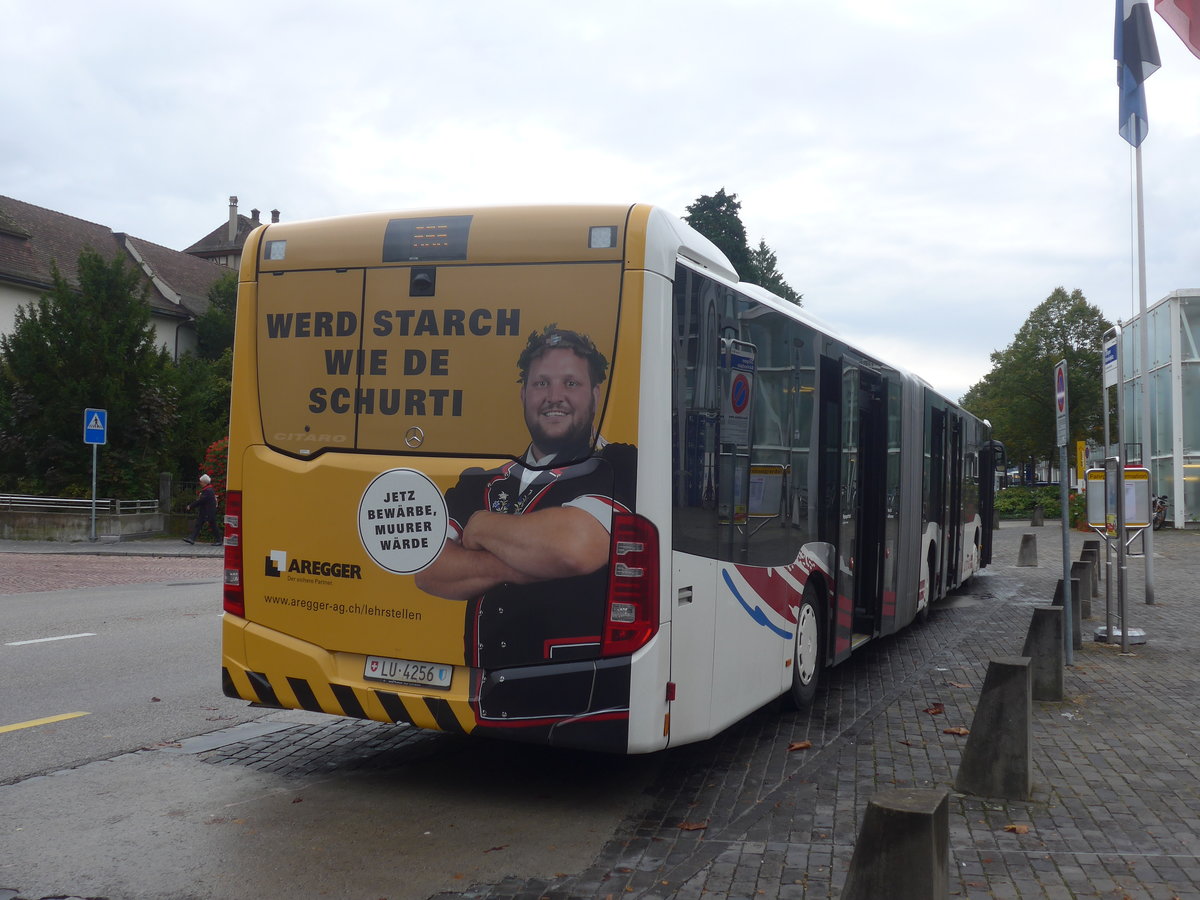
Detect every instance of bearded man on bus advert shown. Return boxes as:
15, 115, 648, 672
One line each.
415, 325, 636, 669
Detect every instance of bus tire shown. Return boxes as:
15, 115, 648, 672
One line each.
787, 586, 823, 709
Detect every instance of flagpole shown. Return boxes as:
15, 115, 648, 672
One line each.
1134, 142, 1156, 604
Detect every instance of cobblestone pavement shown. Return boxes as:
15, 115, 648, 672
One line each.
7, 526, 1199, 899
185, 523, 1200, 899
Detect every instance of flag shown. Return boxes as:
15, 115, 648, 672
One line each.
1116, 0, 1162, 146
1155, 0, 1200, 58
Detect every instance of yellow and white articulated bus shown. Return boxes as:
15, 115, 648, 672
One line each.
220, 204, 1000, 754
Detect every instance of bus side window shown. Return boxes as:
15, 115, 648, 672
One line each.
743, 314, 813, 566
671, 264, 813, 568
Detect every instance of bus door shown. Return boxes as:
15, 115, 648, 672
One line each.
817, 356, 847, 663
854, 369, 888, 637
928, 406, 946, 598
979, 440, 1006, 566
946, 415, 964, 587
818, 356, 888, 664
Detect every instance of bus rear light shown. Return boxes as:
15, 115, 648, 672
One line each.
223, 490, 245, 618
609, 602, 637, 623
601, 513, 659, 657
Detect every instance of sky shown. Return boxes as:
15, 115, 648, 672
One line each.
4, 0, 1199, 402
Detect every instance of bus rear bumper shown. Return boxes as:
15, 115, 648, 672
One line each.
221, 615, 635, 751
471, 656, 632, 752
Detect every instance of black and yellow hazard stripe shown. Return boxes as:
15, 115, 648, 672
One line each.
222, 665, 473, 734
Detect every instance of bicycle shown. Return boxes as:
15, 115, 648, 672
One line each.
1151, 494, 1168, 530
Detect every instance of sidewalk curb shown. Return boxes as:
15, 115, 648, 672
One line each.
0, 537, 222, 558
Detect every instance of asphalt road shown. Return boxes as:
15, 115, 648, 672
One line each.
0, 553, 661, 900
0, 561, 268, 784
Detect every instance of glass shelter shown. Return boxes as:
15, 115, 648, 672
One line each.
1117, 291, 1200, 527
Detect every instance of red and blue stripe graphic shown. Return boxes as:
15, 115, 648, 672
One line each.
721, 551, 829, 639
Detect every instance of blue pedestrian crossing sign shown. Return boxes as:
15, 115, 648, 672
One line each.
83, 408, 107, 445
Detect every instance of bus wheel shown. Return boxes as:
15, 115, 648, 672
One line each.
787, 587, 822, 709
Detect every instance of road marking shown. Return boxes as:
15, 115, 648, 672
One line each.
0, 712, 90, 734
5, 632, 96, 646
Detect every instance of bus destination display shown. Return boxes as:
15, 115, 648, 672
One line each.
382, 215, 472, 262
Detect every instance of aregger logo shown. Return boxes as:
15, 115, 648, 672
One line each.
266, 550, 287, 578
265, 549, 363, 580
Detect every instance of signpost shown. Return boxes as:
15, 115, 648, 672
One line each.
1097, 323, 1154, 647
1053, 360, 1073, 663
1086, 463, 1149, 652
83, 408, 107, 542
1100, 326, 1156, 605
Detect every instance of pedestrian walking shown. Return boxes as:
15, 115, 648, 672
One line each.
184, 474, 220, 544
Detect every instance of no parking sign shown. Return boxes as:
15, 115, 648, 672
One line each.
721, 341, 756, 445
1054, 359, 1068, 447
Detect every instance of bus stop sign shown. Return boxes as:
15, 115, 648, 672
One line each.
83, 408, 107, 446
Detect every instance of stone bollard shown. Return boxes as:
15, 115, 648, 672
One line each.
1079, 547, 1100, 599
1070, 560, 1094, 619
841, 788, 949, 900
1021, 607, 1064, 701
1030, 505, 1045, 527
1052, 578, 1083, 650
954, 657, 1032, 801
1017, 533, 1038, 567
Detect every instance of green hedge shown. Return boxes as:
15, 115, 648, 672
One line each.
995, 485, 1086, 521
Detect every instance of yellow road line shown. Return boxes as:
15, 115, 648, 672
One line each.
0, 712, 90, 734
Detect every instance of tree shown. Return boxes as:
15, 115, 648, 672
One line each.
164, 347, 231, 481
166, 270, 237, 478
195, 271, 237, 361
748, 239, 803, 305
685, 188, 753, 278
0, 249, 176, 497
962, 287, 1110, 473
685, 189, 802, 304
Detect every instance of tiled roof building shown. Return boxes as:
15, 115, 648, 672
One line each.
0, 195, 230, 359
185, 195, 278, 271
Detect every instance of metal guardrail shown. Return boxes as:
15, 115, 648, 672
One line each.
0, 494, 159, 514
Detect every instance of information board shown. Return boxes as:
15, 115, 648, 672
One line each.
1086, 465, 1151, 530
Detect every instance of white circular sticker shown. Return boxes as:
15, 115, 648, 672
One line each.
357, 468, 448, 574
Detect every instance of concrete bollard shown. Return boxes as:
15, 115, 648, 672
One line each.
954, 657, 1032, 801
1030, 506, 1045, 527
1052, 578, 1083, 650
1021, 607, 1064, 701
1070, 560, 1094, 619
1079, 547, 1100, 598
841, 788, 949, 900
1017, 533, 1038, 567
